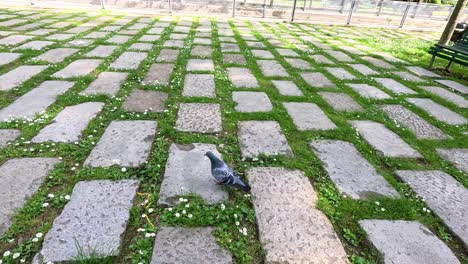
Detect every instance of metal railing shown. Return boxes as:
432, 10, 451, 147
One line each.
21, 0, 468, 29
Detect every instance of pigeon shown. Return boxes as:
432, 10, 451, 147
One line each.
205, 151, 251, 192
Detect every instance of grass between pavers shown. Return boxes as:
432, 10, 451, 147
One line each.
0, 6, 467, 264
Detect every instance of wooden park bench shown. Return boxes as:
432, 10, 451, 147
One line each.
428, 32, 468, 70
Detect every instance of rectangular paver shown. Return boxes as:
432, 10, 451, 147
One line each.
238, 121, 292, 158
407, 98, 467, 125
283, 102, 336, 130
143, 63, 174, 85
158, 144, 228, 206
81, 72, 128, 96
33, 180, 139, 263
348, 83, 391, 99
52, 59, 102, 78
34, 48, 78, 63
0, 158, 60, 236
227, 67, 259, 88
0, 65, 48, 91
247, 167, 348, 263
436, 148, 468, 173
420, 86, 468, 108
233, 92, 272, 112
84, 121, 157, 167
318, 92, 363, 112
110, 52, 147, 70
351, 120, 422, 158
0, 81, 74, 121
175, 103, 222, 133
395, 170, 467, 247
310, 140, 399, 199
257, 60, 288, 77
32, 102, 104, 143
182, 74, 216, 97
374, 78, 416, 94
301, 72, 334, 88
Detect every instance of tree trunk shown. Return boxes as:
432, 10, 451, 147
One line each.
439, 0, 468, 45
269, 0, 274, 8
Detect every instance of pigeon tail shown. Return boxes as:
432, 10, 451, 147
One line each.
222, 176, 251, 192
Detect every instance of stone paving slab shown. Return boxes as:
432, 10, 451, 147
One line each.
156, 49, 180, 62
251, 49, 274, 59
436, 148, 468, 173
359, 220, 460, 264
220, 43, 239, 53
175, 103, 222, 133
85, 45, 118, 58
129, 42, 153, 51
84, 121, 157, 167
150, 227, 232, 264
0, 65, 48, 91
0, 80, 74, 121
143, 63, 174, 85
34, 48, 78, 63
407, 66, 441, 78
257, 60, 289, 77
310, 140, 399, 199
122, 90, 168, 112
186, 59, 214, 71
106, 34, 131, 44
33, 180, 139, 264
81, 72, 128, 96
0, 129, 20, 149
0, 35, 33, 46
325, 50, 354, 62
301, 72, 334, 88
284, 58, 312, 70
238, 121, 292, 158
276, 48, 300, 57
326, 67, 356, 80
362, 56, 394, 69
393, 71, 424, 82
14, 40, 55, 50
0, 158, 60, 236
83, 31, 109, 39
420, 86, 468, 108
110, 52, 147, 70
227, 67, 259, 88
183, 74, 216, 97
379, 104, 449, 140
233, 92, 272, 112
163, 40, 184, 48
283, 102, 336, 130
246, 167, 348, 263
158, 143, 228, 205
139, 35, 160, 42
191, 45, 212, 57
374, 78, 416, 94
52, 59, 101, 78
395, 170, 467, 247
436, 79, 468, 94
32, 102, 104, 143
318, 92, 363, 112
352, 64, 378, 76
271, 80, 303, 96
223, 54, 246, 64
66, 39, 94, 47
351, 120, 422, 158
348, 83, 392, 99
407, 98, 467, 125
310, 55, 333, 64
45, 33, 74, 41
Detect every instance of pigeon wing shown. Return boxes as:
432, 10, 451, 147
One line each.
212, 166, 231, 183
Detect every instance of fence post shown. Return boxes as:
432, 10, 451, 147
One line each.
376, 0, 384, 16
346, 0, 356, 25
446, 5, 454, 21
263, 0, 267, 17
232, 0, 237, 17
291, 0, 298, 21
339, 0, 346, 13
399, 3, 411, 28
412, 2, 420, 18
100, 0, 105, 9
168, 0, 172, 13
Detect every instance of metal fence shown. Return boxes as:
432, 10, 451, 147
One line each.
21, 0, 468, 28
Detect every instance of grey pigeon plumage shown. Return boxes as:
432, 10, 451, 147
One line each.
205, 151, 251, 192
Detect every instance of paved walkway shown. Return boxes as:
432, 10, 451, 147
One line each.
0, 5, 466, 264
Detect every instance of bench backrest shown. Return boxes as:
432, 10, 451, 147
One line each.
455, 32, 468, 49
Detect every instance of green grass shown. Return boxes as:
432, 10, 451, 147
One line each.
0, 5, 467, 264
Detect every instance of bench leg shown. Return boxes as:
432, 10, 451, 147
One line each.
445, 60, 453, 72
428, 55, 436, 69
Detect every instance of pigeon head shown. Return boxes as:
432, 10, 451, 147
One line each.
205, 151, 223, 168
